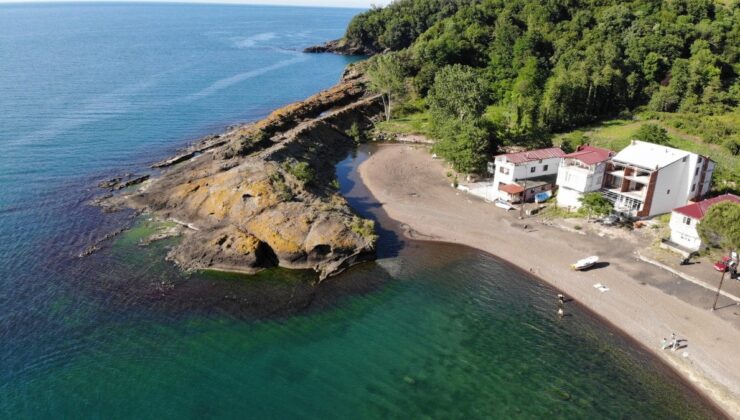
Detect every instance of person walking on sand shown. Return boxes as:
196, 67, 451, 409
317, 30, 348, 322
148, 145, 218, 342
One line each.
557, 307, 564, 318
661, 338, 668, 350
672, 338, 680, 351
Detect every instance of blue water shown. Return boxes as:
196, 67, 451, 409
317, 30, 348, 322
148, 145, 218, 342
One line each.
0, 3, 721, 418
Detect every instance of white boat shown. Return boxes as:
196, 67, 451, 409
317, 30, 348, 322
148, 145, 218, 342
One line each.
571, 256, 599, 271
494, 199, 514, 210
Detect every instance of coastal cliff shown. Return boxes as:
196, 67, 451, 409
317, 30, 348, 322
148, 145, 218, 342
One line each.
102, 65, 384, 280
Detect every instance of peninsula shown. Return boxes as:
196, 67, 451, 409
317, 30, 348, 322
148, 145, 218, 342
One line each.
101, 65, 383, 280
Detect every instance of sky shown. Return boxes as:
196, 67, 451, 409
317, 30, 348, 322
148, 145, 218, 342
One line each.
0, 0, 390, 7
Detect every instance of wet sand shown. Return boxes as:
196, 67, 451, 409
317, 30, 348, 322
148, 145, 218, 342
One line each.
358, 143, 740, 417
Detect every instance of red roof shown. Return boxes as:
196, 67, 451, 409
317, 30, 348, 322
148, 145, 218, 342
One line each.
673, 194, 740, 220
499, 183, 524, 194
496, 147, 565, 164
563, 145, 614, 165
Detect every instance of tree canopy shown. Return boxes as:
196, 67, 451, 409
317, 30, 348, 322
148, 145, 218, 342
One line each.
697, 201, 740, 251
366, 53, 407, 121
579, 192, 613, 217
345, 0, 739, 138
635, 124, 671, 145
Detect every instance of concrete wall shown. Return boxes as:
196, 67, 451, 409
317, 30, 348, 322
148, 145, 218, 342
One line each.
669, 211, 702, 251
557, 186, 583, 209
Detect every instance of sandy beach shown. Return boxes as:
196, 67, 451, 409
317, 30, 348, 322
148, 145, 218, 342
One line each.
359, 143, 740, 417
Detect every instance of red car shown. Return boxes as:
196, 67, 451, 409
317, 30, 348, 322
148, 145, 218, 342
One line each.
714, 256, 736, 273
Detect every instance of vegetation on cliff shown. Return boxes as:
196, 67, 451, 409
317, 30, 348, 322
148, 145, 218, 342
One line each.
351, 0, 738, 177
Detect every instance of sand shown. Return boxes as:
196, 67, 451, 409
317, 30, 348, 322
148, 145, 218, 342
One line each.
359, 143, 740, 417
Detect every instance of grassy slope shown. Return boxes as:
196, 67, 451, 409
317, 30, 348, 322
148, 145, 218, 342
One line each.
553, 114, 739, 194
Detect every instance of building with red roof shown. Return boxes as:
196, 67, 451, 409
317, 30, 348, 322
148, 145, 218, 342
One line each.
669, 194, 740, 251
488, 147, 565, 203
555, 145, 615, 209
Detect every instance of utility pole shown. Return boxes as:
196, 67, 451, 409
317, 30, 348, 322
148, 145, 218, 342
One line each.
519, 162, 529, 219
712, 269, 727, 311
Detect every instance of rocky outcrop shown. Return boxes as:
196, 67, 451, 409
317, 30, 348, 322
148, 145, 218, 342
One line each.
101, 64, 384, 281
303, 39, 377, 56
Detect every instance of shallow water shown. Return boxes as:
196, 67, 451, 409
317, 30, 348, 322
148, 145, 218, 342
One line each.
0, 4, 721, 418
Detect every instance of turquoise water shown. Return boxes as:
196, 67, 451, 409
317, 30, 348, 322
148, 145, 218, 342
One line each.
0, 3, 721, 418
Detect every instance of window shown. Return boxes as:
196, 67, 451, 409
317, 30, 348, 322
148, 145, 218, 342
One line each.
695, 167, 699, 176
682, 156, 687, 162
691, 184, 696, 192
499, 166, 509, 175
530, 167, 536, 173
698, 157, 703, 163
683, 216, 691, 225
666, 189, 671, 194
543, 165, 549, 171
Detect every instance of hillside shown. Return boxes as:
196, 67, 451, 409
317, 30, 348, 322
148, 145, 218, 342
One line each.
334, 0, 739, 186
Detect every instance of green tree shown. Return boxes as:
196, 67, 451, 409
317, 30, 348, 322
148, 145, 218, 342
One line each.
559, 138, 575, 153
427, 64, 488, 121
579, 192, 613, 217
635, 124, 670, 145
432, 119, 491, 173
367, 53, 406, 122
697, 202, 740, 250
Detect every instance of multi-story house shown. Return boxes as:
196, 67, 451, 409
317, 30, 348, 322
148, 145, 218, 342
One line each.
555, 145, 614, 210
601, 140, 715, 218
489, 148, 565, 203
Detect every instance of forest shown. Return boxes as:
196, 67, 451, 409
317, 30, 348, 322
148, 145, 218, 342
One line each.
346, 0, 739, 175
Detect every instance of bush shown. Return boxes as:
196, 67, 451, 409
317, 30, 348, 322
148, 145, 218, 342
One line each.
724, 138, 740, 156
579, 192, 613, 217
635, 124, 670, 145
347, 122, 367, 144
349, 216, 378, 241
239, 129, 272, 156
284, 161, 316, 185
269, 172, 293, 201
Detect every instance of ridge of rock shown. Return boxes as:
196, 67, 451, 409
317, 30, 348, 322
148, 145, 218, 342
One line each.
102, 64, 384, 281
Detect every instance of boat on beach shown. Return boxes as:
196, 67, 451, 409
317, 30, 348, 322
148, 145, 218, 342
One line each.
571, 256, 599, 271
494, 199, 514, 210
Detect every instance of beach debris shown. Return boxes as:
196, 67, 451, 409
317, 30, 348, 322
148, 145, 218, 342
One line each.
593, 283, 610, 292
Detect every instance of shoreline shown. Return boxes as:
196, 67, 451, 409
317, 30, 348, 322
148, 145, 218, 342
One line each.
357, 143, 740, 417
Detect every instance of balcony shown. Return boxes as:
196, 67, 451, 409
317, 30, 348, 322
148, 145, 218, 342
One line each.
601, 188, 644, 214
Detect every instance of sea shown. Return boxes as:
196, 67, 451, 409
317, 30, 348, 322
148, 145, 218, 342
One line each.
0, 3, 721, 418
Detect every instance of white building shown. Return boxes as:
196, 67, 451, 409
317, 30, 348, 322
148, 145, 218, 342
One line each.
601, 140, 715, 218
556, 145, 614, 209
669, 194, 739, 251
489, 148, 565, 203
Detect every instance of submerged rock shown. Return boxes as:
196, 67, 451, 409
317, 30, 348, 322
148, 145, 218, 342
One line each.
99, 64, 383, 280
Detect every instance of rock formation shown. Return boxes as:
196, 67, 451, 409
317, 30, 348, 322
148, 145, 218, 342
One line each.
102, 64, 384, 280
303, 39, 378, 56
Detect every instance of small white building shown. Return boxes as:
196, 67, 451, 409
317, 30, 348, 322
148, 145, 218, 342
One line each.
669, 194, 740, 251
601, 140, 715, 218
556, 145, 614, 210
489, 148, 565, 203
